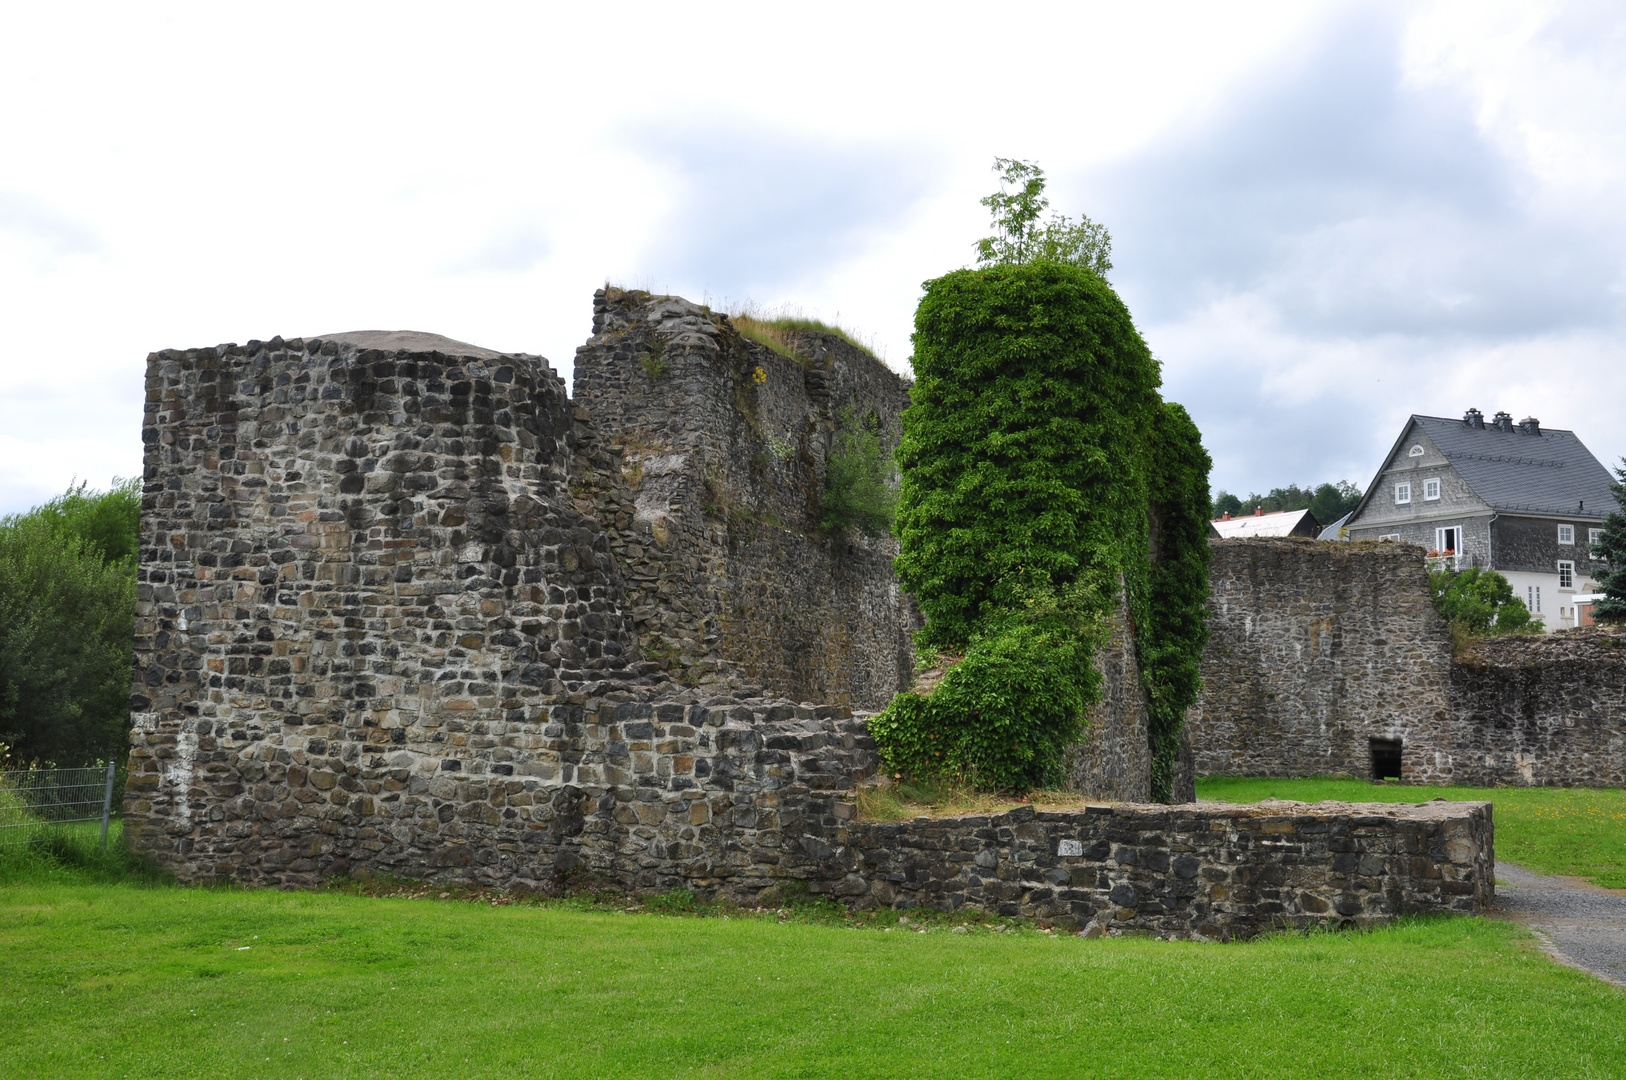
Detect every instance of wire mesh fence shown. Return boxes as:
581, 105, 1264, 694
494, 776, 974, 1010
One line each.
0, 763, 118, 846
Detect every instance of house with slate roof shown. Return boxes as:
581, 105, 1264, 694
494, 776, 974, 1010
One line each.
1343, 409, 1619, 631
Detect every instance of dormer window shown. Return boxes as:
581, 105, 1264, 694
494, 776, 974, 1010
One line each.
1394, 482, 1411, 505
1558, 525, 1574, 545
1423, 478, 1440, 501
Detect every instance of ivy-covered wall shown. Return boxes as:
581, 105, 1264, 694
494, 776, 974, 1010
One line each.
872, 264, 1211, 797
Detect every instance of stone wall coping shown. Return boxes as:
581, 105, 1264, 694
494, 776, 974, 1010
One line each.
867, 797, 1492, 829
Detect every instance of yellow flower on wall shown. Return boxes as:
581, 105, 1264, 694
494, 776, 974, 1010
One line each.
752, 366, 767, 384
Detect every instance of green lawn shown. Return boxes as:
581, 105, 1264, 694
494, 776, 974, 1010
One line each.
1198, 777, 1626, 888
1, 874, 1624, 1078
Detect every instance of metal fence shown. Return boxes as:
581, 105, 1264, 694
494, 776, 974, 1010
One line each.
0, 764, 118, 846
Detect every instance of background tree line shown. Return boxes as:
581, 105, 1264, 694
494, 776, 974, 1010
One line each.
1211, 480, 1362, 526
0, 480, 139, 767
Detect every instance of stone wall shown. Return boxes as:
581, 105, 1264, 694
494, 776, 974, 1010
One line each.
812, 798, 1492, 939
1187, 539, 1455, 779
121, 331, 1493, 936
570, 288, 917, 710
1065, 594, 1151, 801
1433, 629, 1626, 787
1187, 538, 1626, 787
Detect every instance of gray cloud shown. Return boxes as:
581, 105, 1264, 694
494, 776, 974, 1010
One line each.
1062, 6, 1626, 498
628, 121, 940, 295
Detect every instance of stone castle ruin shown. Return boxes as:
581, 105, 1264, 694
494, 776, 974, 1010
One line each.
125, 289, 1494, 936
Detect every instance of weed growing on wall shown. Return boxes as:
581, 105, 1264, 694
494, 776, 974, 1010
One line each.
819, 408, 896, 538
640, 338, 667, 380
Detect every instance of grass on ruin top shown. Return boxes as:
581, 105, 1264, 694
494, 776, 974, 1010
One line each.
856, 778, 1106, 821
731, 312, 876, 362
1199, 776, 1626, 889
3, 879, 1624, 1079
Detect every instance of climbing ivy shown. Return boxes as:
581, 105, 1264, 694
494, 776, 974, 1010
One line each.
876, 261, 1166, 793
1140, 402, 1212, 802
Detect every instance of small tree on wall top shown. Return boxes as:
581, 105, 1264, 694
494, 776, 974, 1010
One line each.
1590, 458, 1626, 624
975, 158, 1113, 278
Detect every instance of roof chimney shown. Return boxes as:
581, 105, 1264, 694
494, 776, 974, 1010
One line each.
1463, 407, 1484, 429
1255, 507, 1264, 516
1493, 411, 1515, 432
1221, 512, 1231, 520
1519, 416, 1541, 435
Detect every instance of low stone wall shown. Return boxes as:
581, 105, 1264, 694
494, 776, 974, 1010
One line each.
808, 799, 1493, 939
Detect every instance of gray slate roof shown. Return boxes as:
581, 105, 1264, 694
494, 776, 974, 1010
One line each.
1411, 415, 1619, 517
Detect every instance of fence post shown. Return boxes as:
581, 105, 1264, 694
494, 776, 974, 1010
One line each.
100, 762, 116, 849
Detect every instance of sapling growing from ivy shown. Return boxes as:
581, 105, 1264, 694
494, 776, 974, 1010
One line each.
975, 157, 1113, 278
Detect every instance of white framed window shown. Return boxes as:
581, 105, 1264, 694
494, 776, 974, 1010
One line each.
1423, 478, 1441, 501
1394, 482, 1411, 505
1558, 524, 1574, 545
1528, 585, 1542, 613
1590, 528, 1604, 549
1558, 561, 1574, 589
1435, 526, 1460, 556
1378, 533, 1401, 542
1408, 444, 1424, 457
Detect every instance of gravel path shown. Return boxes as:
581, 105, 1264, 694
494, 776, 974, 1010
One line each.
1494, 862, 1626, 987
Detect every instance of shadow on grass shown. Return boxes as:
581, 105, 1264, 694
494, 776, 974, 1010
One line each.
0, 821, 171, 887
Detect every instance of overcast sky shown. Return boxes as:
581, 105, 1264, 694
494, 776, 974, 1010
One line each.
2, 0, 1622, 515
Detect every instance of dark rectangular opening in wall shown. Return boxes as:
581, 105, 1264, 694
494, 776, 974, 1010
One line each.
1370, 737, 1403, 781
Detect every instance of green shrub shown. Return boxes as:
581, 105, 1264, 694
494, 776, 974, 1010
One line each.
1429, 566, 1535, 635
869, 593, 1109, 792
0, 481, 139, 766
819, 409, 896, 538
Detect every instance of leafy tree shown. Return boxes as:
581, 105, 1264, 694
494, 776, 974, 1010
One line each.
1210, 480, 1362, 526
820, 409, 897, 538
0, 481, 139, 765
1308, 481, 1363, 526
27, 478, 141, 564
1590, 458, 1626, 624
974, 158, 1113, 278
1429, 567, 1534, 635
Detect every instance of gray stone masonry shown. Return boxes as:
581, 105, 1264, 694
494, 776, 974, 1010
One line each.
125, 301, 1509, 937
1186, 537, 1626, 786
804, 798, 1492, 939
569, 288, 917, 710
1438, 629, 1626, 787
1188, 538, 1454, 779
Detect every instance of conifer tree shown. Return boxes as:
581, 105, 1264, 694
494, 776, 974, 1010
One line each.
1590, 458, 1626, 624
